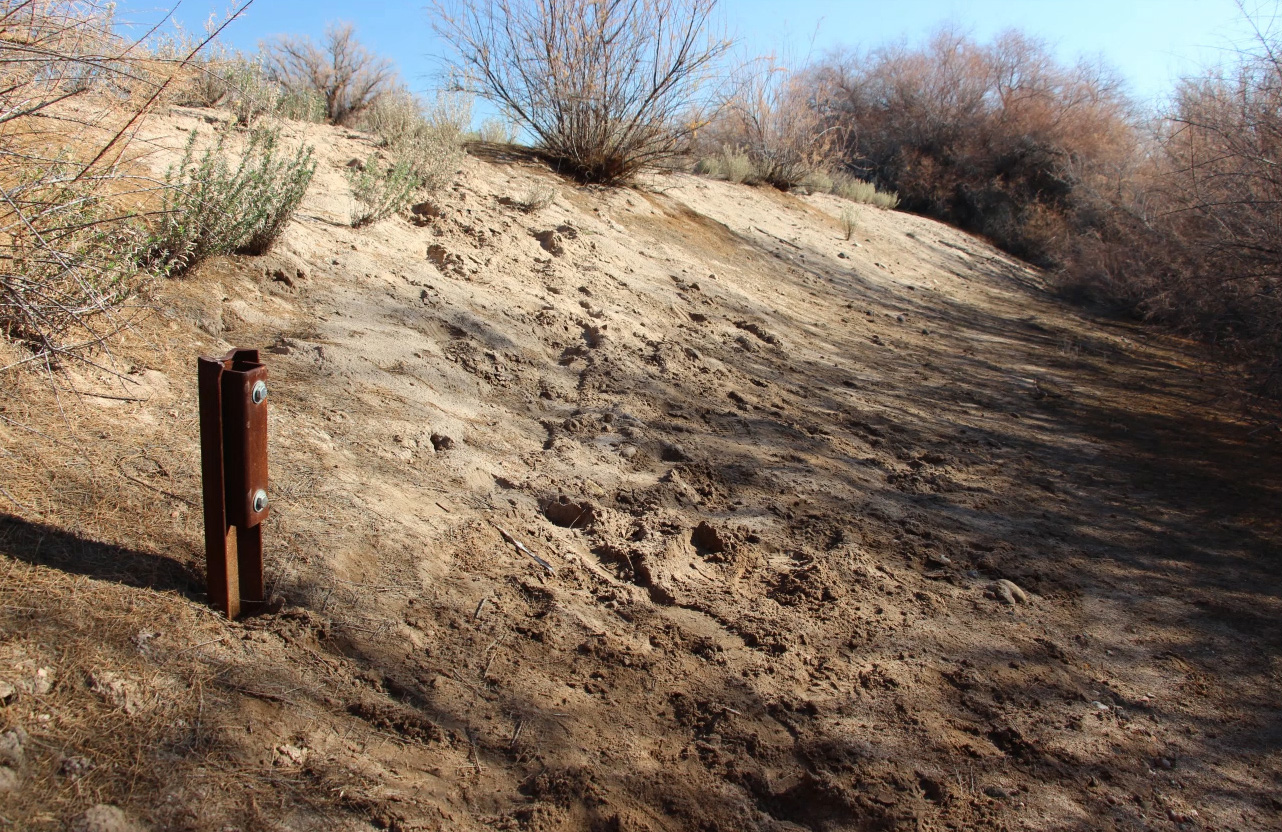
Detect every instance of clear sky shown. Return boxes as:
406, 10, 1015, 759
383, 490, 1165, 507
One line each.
120, 0, 1265, 109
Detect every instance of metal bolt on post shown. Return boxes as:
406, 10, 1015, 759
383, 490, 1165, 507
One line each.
198, 348, 269, 618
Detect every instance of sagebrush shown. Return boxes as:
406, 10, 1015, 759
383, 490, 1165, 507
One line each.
144, 126, 316, 275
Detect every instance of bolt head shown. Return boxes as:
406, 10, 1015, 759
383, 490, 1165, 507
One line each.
251, 380, 267, 405
252, 489, 268, 513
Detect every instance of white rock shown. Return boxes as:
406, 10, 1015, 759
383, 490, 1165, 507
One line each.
70, 804, 146, 832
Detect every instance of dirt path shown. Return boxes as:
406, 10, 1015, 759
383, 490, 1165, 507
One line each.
0, 114, 1279, 831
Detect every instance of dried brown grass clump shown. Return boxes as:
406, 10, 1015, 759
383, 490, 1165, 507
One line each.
434, 0, 732, 184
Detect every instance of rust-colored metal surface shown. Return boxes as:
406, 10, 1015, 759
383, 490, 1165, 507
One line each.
198, 348, 269, 618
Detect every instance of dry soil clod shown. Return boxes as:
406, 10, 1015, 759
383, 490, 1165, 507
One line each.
990, 578, 1030, 605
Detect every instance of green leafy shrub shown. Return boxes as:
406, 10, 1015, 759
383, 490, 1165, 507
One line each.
145, 126, 317, 276
346, 156, 419, 227
347, 91, 467, 226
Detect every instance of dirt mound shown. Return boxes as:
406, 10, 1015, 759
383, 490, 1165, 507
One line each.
1, 109, 1280, 831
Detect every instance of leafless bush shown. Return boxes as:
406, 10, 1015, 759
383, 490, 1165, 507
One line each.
434, 0, 732, 184
263, 22, 397, 126
705, 57, 841, 190
816, 28, 1134, 265
1058, 14, 1282, 394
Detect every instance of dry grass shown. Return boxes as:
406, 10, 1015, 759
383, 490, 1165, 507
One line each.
0, 357, 388, 830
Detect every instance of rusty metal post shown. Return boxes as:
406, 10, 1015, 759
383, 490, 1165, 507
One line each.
199, 348, 269, 618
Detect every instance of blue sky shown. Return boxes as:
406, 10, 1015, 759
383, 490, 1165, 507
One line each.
122, 0, 1263, 108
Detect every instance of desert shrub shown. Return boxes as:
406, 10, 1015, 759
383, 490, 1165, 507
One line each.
346, 93, 467, 226
706, 58, 842, 190
360, 86, 424, 147
347, 156, 418, 226
144, 126, 316, 275
831, 171, 898, 208
841, 207, 856, 240
151, 16, 236, 107
274, 87, 327, 123
516, 185, 555, 213
476, 116, 519, 144
1, 161, 145, 363
221, 56, 282, 127
800, 169, 833, 194
720, 147, 757, 184
693, 156, 724, 177
263, 22, 397, 126
435, 0, 733, 184
0, 0, 184, 372
815, 28, 1133, 265
691, 145, 759, 184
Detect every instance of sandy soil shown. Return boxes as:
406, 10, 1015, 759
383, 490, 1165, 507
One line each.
1, 110, 1280, 832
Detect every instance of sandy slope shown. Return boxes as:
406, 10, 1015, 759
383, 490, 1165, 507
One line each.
1, 111, 1280, 831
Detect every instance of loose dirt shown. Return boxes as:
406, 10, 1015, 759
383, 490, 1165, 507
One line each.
1, 110, 1279, 831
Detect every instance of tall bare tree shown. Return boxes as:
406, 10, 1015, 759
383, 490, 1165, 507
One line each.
434, 0, 732, 184
263, 22, 396, 126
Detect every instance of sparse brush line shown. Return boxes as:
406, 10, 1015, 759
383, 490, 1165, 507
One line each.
75, 1, 253, 180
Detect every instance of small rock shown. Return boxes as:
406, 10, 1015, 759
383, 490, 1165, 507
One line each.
983, 785, 1012, 799
345, 158, 365, 170
89, 670, 142, 714
0, 765, 18, 793
989, 578, 1029, 605
659, 441, 689, 462
0, 727, 27, 767
1156, 757, 1173, 770
926, 552, 952, 567
275, 743, 307, 766
70, 804, 145, 832
269, 266, 305, 287
60, 755, 94, 779
837, 251, 848, 259
540, 495, 596, 528
533, 229, 565, 256
410, 200, 443, 220
32, 666, 52, 695
619, 445, 638, 460
429, 433, 454, 452
0, 680, 14, 704
691, 521, 728, 555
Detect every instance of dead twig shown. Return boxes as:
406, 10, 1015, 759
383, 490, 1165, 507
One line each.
489, 520, 555, 574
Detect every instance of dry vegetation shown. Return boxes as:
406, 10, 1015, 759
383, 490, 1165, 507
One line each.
434, 0, 731, 184
263, 22, 397, 127
2, 2, 1282, 830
